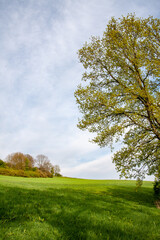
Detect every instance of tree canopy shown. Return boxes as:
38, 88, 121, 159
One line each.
6, 152, 32, 170
75, 14, 160, 180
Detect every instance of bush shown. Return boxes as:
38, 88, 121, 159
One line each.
0, 168, 17, 176
154, 181, 160, 197
37, 170, 52, 178
0, 167, 52, 178
55, 173, 62, 177
0, 160, 6, 168
32, 167, 38, 172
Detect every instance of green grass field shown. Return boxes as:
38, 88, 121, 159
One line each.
0, 175, 160, 240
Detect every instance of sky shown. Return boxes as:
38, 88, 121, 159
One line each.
0, 0, 159, 180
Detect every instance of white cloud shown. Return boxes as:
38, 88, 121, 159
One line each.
62, 154, 120, 179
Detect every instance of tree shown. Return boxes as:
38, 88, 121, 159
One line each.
6, 152, 35, 170
75, 14, 160, 180
54, 165, 61, 176
6, 152, 27, 170
36, 154, 53, 173
25, 154, 35, 169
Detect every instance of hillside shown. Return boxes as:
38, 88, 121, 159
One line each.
0, 175, 160, 240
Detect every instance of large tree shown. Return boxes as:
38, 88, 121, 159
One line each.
75, 14, 160, 180
6, 152, 35, 170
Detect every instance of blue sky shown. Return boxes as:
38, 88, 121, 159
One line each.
0, 0, 159, 180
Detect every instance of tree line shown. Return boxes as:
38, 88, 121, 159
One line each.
0, 152, 61, 178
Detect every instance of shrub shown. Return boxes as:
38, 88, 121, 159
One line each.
154, 181, 160, 197
0, 160, 6, 168
32, 167, 38, 172
0, 168, 17, 176
55, 173, 62, 177
0, 168, 52, 178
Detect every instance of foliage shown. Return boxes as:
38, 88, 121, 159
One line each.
0, 176, 160, 240
25, 154, 35, 170
54, 164, 61, 176
136, 177, 143, 188
6, 152, 35, 170
154, 181, 160, 197
55, 172, 62, 177
0, 159, 6, 168
153, 166, 160, 197
0, 167, 52, 178
75, 14, 160, 179
36, 154, 53, 174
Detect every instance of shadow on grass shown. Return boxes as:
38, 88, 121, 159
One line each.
0, 184, 159, 240
104, 185, 155, 206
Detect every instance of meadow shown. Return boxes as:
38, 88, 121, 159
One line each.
0, 175, 160, 240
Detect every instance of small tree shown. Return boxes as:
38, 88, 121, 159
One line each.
54, 165, 61, 176
51, 167, 54, 177
0, 159, 6, 168
75, 14, 160, 181
36, 154, 53, 173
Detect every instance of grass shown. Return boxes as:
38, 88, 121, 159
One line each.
0, 175, 160, 240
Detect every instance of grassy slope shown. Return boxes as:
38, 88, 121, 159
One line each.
0, 175, 159, 240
